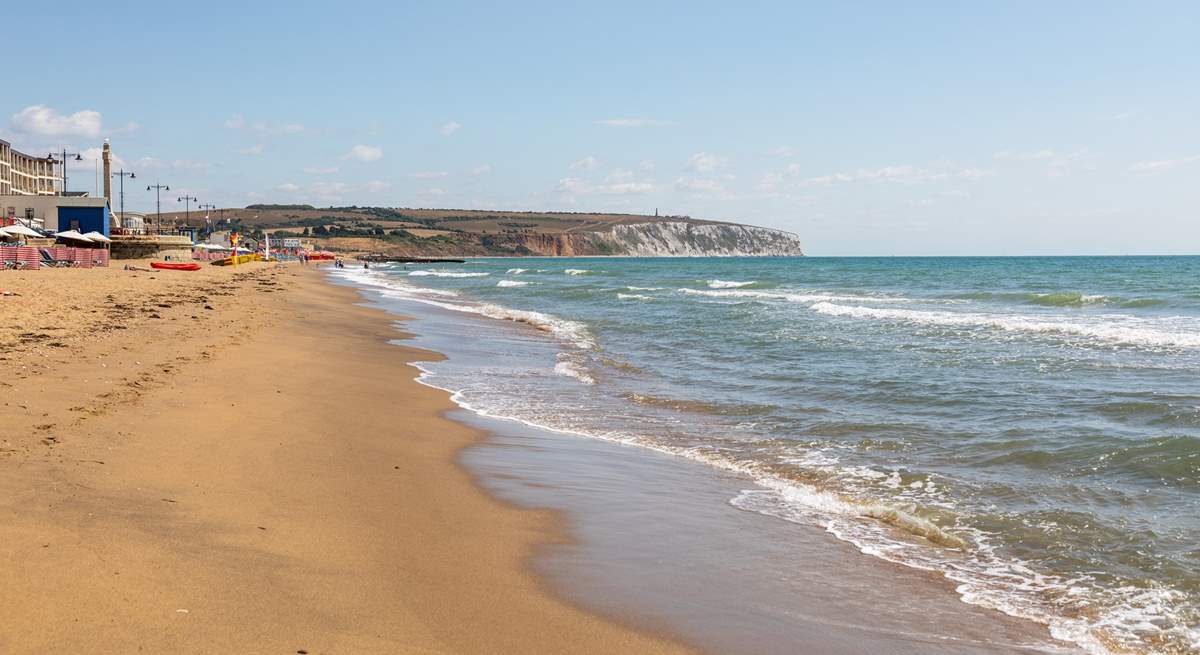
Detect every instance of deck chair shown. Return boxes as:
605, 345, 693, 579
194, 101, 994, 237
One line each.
39, 248, 77, 268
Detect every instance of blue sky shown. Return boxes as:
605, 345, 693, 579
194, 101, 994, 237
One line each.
2, 1, 1197, 254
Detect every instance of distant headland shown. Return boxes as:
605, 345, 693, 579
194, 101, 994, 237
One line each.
149, 205, 805, 257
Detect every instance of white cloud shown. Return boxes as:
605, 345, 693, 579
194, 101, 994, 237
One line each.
441, 121, 462, 136
674, 176, 722, 193
605, 168, 635, 183
556, 175, 654, 196
11, 105, 103, 138
569, 155, 599, 171
603, 182, 655, 194
240, 144, 265, 156
78, 147, 126, 171
364, 180, 390, 193
224, 114, 245, 129
470, 164, 492, 175
278, 182, 300, 192
800, 173, 854, 187
758, 173, 784, 190
556, 177, 586, 194
994, 149, 1055, 161
1130, 155, 1200, 174
594, 118, 674, 127
281, 123, 305, 134
303, 166, 339, 174
686, 152, 726, 173
344, 145, 383, 162
407, 171, 449, 179
309, 182, 349, 200
767, 146, 797, 158
422, 188, 446, 195
639, 160, 655, 171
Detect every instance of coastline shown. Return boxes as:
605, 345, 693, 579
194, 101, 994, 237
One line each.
0, 263, 695, 654
341, 266, 1081, 655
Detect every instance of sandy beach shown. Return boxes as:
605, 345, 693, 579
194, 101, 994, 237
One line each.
0, 262, 695, 654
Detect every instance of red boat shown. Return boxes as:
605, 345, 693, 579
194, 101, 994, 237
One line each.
150, 262, 201, 271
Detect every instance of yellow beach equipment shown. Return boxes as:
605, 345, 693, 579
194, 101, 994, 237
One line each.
210, 254, 261, 267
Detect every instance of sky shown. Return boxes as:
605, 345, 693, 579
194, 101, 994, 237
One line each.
2, 1, 1197, 255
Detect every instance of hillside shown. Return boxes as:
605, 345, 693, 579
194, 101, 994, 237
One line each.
156, 205, 804, 257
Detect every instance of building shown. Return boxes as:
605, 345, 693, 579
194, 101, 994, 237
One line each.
0, 195, 110, 236
0, 139, 57, 196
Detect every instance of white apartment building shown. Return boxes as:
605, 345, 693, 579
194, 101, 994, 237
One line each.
0, 138, 57, 196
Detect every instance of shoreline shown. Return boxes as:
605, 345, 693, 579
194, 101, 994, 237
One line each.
0, 262, 696, 654
341, 267, 1080, 655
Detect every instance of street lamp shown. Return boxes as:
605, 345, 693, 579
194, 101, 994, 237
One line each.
111, 169, 136, 232
49, 149, 84, 195
199, 203, 216, 238
178, 195, 198, 228
147, 183, 170, 233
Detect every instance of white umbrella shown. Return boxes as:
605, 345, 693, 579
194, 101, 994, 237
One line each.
82, 231, 112, 242
4, 224, 43, 238
54, 230, 94, 242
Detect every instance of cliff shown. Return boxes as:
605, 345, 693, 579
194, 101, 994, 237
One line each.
162, 206, 805, 257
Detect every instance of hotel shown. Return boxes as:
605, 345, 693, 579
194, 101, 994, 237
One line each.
0, 138, 57, 196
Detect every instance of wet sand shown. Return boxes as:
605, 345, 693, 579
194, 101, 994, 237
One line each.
0, 262, 694, 654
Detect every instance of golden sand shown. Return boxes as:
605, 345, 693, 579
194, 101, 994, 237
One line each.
0, 262, 695, 654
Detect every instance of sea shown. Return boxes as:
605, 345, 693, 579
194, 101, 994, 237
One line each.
334, 256, 1199, 655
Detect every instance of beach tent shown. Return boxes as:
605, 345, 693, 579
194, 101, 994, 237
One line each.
54, 230, 94, 243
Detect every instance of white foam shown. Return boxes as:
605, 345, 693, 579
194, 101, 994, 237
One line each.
497, 280, 530, 288
617, 293, 655, 301
553, 355, 596, 384
334, 267, 594, 349
506, 268, 528, 274
678, 288, 909, 304
565, 268, 591, 276
810, 301, 1200, 350
409, 270, 491, 278
625, 286, 663, 291
707, 279, 756, 289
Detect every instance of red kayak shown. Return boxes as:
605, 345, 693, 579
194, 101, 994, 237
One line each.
150, 262, 201, 271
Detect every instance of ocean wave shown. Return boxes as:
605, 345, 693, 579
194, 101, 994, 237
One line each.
565, 269, 592, 276
707, 279, 756, 289
617, 293, 655, 301
625, 286, 663, 291
506, 268, 528, 274
623, 392, 776, 416
409, 270, 491, 278
809, 301, 1200, 349
949, 291, 1168, 309
554, 355, 595, 384
678, 288, 910, 304
337, 268, 594, 349
497, 280, 530, 288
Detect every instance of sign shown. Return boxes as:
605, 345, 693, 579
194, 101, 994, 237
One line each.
282, 238, 301, 248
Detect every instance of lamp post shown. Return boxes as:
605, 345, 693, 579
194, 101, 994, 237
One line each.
147, 183, 170, 233
178, 195, 198, 228
199, 203, 216, 239
49, 149, 84, 195
111, 169, 136, 232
